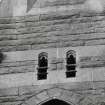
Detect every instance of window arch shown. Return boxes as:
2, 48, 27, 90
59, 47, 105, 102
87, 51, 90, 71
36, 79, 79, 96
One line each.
37, 52, 48, 80
66, 50, 77, 78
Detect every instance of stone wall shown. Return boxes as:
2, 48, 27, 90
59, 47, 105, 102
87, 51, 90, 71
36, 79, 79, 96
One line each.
0, 13, 105, 104
0, 0, 105, 105
0, 82, 105, 105
1, 13, 105, 52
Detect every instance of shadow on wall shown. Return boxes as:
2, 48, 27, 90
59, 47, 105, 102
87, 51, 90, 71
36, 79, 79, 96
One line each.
27, 0, 37, 12
0, 0, 13, 17
26, 0, 105, 16
0, 0, 105, 17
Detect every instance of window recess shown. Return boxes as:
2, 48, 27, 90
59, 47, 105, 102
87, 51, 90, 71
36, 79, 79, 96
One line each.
66, 50, 77, 78
37, 52, 48, 80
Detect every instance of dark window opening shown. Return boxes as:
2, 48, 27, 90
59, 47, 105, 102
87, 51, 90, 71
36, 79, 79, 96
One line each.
37, 52, 48, 80
41, 99, 70, 105
66, 50, 76, 78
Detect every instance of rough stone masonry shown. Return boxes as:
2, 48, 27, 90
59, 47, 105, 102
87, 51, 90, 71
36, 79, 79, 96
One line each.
0, 0, 105, 105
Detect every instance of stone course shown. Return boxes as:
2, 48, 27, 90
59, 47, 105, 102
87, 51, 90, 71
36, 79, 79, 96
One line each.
0, 87, 18, 96
0, 83, 105, 105
0, 61, 36, 74
0, 81, 104, 105
0, 14, 105, 52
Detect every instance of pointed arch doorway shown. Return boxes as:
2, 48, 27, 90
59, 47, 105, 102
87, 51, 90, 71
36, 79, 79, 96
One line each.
41, 99, 70, 105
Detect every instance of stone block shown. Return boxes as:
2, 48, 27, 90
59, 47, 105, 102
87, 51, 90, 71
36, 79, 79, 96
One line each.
40, 11, 74, 21
0, 101, 22, 105
0, 62, 21, 68
41, 0, 84, 8
21, 103, 27, 105
60, 89, 73, 100
0, 67, 9, 74
61, 40, 84, 47
13, 16, 26, 23
60, 89, 84, 104
92, 81, 105, 89
0, 35, 17, 41
93, 67, 105, 81
17, 33, 41, 39
78, 32, 105, 41
58, 82, 93, 91
15, 37, 56, 46
16, 22, 40, 29
80, 55, 105, 63
0, 95, 22, 103
26, 96, 40, 105
0, 87, 18, 96
80, 56, 92, 62
80, 61, 105, 68
91, 89, 105, 95
36, 91, 49, 102
20, 84, 55, 96
0, 46, 17, 52
25, 15, 40, 22
0, 18, 14, 24
0, 23, 15, 30
94, 96, 105, 103
0, 72, 34, 89
18, 61, 35, 66
16, 38, 37, 45
1, 60, 35, 68
0, 29, 17, 35
15, 23, 26, 29
50, 63, 57, 71
79, 97, 94, 105
16, 45, 31, 51
4, 49, 56, 62
40, 20, 54, 27
18, 85, 38, 95
70, 92, 84, 104
85, 39, 105, 46
35, 84, 56, 92
0, 45, 32, 52
57, 63, 64, 70
47, 88, 62, 98
77, 15, 105, 23
50, 58, 57, 64
0, 40, 18, 46
25, 21, 40, 27
9, 65, 35, 73
31, 43, 57, 50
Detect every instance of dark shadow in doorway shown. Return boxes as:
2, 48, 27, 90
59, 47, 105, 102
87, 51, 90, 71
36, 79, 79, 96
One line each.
42, 99, 70, 105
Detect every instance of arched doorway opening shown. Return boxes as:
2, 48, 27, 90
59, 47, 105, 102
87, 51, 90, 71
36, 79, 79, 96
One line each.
41, 99, 70, 105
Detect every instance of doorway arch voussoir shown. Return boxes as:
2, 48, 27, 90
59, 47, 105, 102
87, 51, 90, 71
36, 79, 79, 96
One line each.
22, 88, 82, 105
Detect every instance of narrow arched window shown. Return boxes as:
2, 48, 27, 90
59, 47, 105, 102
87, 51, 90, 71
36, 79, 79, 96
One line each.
66, 50, 77, 78
37, 52, 48, 80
